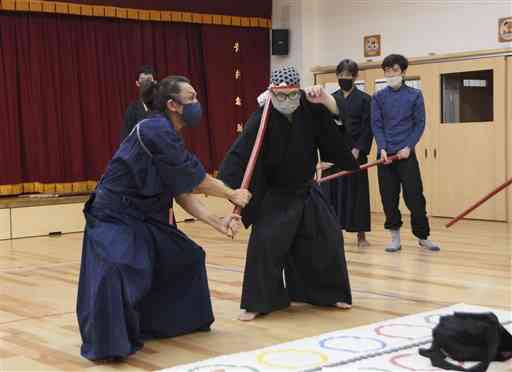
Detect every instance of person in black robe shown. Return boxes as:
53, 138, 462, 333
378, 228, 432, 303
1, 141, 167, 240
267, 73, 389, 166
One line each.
76, 76, 251, 361
120, 65, 156, 142
318, 59, 373, 247
218, 65, 359, 321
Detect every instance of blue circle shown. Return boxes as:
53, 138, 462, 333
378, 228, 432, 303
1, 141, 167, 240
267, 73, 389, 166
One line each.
319, 336, 386, 353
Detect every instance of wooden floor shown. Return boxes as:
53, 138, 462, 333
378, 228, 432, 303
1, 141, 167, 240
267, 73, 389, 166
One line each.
0, 214, 510, 371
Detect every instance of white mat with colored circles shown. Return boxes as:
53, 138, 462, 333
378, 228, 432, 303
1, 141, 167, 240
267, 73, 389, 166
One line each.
158, 304, 512, 372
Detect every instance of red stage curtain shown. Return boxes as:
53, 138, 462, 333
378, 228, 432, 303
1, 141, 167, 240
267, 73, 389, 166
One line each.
201, 25, 270, 168
0, 11, 270, 195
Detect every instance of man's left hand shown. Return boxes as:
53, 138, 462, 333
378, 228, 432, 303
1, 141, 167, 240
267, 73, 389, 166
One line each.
304, 85, 331, 105
398, 147, 411, 159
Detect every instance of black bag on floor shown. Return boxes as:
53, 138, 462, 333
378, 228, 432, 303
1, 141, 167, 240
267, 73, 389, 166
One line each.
419, 312, 512, 372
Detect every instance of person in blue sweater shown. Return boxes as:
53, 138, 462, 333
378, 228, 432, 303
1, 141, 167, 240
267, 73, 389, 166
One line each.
371, 54, 440, 252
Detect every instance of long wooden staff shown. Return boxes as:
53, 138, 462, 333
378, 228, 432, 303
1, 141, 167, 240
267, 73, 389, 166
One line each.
233, 85, 298, 215
318, 155, 400, 184
445, 177, 512, 228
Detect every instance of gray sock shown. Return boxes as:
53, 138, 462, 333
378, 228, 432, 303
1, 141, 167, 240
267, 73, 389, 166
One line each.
385, 229, 401, 252
419, 239, 440, 251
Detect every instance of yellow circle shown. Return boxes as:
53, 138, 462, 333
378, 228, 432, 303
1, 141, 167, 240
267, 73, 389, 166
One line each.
256, 349, 328, 369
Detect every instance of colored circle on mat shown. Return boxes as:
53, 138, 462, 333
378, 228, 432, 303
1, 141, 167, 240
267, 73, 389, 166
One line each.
319, 336, 386, 353
390, 353, 447, 371
256, 349, 328, 369
375, 324, 432, 340
188, 365, 260, 372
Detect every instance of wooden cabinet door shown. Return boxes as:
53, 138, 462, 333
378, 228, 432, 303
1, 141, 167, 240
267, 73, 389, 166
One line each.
431, 57, 507, 221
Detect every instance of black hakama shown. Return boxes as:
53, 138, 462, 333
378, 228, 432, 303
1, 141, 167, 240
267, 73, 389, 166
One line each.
77, 115, 213, 360
219, 93, 358, 314
321, 89, 373, 232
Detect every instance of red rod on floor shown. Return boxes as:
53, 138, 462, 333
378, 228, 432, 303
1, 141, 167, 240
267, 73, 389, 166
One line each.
445, 177, 512, 228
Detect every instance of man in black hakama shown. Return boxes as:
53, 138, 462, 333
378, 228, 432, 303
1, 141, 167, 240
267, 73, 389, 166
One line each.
218, 66, 359, 321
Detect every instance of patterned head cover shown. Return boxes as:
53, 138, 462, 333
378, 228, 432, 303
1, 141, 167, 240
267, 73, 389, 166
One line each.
271, 65, 301, 86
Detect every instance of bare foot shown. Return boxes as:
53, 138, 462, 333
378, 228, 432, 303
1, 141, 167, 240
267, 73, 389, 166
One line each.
357, 232, 370, 247
238, 310, 259, 321
357, 239, 370, 248
335, 302, 352, 309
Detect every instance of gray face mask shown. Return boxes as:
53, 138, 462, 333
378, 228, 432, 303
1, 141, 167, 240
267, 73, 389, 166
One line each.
271, 95, 301, 115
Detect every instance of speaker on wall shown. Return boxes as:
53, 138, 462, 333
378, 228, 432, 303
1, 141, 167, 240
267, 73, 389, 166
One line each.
272, 29, 289, 56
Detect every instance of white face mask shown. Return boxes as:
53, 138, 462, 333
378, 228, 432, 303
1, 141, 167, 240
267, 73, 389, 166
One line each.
386, 75, 403, 89
271, 96, 301, 115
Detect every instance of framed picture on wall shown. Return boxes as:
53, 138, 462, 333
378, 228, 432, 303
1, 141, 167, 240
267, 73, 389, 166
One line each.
364, 34, 381, 57
498, 17, 512, 42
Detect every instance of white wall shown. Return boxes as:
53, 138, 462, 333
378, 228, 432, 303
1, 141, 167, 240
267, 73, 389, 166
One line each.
272, 0, 512, 83
271, 0, 319, 85
271, 0, 304, 81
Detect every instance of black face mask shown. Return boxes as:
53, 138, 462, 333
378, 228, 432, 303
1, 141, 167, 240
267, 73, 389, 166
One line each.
338, 78, 354, 92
